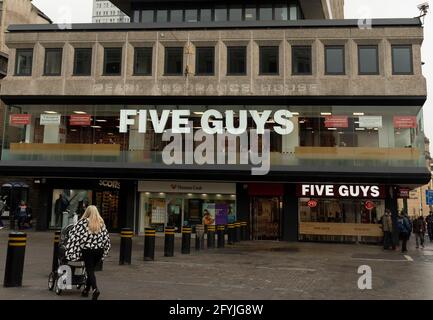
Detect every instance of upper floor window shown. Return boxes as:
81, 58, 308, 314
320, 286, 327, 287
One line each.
73, 48, 92, 76
259, 5, 273, 20
185, 9, 198, 23
358, 45, 379, 75
245, 6, 257, 21
44, 48, 63, 76
292, 46, 312, 75
134, 47, 152, 76
104, 47, 122, 75
229, 6, 243, 22
275, 5, 288, 20
196, 47, 215, 75
142, 10, 154, 23
157, 9, 168, 23
260, 46, 279, 75
325, 46, 345, 75
200, 8, 212, 22
170, 9, 183, 23
215, 6, 227, 22
392, 45, 413, 75
227, 46, 247, 75
15, 48, 33, 76
164, 47, 183, 75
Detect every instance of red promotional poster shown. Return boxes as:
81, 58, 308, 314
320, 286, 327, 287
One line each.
70, 114, 91, 126
393, 116, 417, 129
324, 116, 348, 128
10, 114, 31, 125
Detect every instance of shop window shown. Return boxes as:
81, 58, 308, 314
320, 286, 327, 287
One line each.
170, 9, 183, 23
142, 10, 154, 23
358, 45, 379, 75
164, 47, 184, 75
195, 47, 215, 75
227, 46, 247, 75
215, 6, 227, 22
185, 9, 198, 22
200, 9, 212, 22
73, 48, 92, 76
15, 48, 33, 76
134, 47, 152, 76
103, 47, 122, 75
392, 45, 413, 75
50, 189, 92, 229
44, 48, 63, 76
229, 6, 243, 22
325, 46, 345, 75
259, 46, 279, 75
292, 46, 312, 75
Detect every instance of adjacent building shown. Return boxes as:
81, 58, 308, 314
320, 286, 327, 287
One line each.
0, 0, 430, 244
93, 0, 130, 23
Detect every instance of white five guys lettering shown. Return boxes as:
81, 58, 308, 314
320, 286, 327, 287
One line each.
301, 185, 381, 198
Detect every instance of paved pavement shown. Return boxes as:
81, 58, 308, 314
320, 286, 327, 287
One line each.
0, 230, 432, 300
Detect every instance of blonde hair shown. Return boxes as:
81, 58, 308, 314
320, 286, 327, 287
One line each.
80, 205, 105, 234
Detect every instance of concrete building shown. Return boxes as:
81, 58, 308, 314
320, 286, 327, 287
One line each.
93, 0, 130, 23
0, 0, 430, 244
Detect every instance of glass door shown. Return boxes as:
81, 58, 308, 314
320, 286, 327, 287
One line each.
250, 197, 281, 240
166, 195, 183, 232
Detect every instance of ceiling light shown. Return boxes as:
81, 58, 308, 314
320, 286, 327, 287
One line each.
291, 112, 300, 116
44, 111, 57, 114
91, 125, 102, 129
187, 193, 193, 196
328, 128, 337, 131
107, 133, 113, 135
321, 112, 332, 116
202, 193, 208, 196
353, 112, 365, 116
159, 192, 165, 195
73, 111, 87, 114
96, 119, 107, 122
145, 192, 150, 195
70, 129, 77, 132
355, 128, 366, 131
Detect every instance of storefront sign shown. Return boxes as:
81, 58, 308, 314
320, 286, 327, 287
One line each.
99, 180, 120, 189
138, 181, 236, 194
398, 188, 410, 199
364, 201, 375, 210
324, 116, 348, 128
394, 116, 417, 129
40, 114, 61, 126
70, 114, 91, 126
297, 184, 385, 199
10, 114, 31, 125
299, 222, 383, 237
359, 116, 382, 128
307, 200, 318, 208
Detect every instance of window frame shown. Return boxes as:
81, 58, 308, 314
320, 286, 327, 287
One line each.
227, 46, 247, 76
103, 47, 123, 76
291, 45, 312, 76
195, 46, 215, 76
259, 46, 279, 75
14, 48, 33, 76
164, 47, 184, 76
43, 48, 63, 76
324, 45, 345, 75
391, 45, 413, 75
133, 47, 153, 76
358, 45, 380, 75
73, 48, 92, 76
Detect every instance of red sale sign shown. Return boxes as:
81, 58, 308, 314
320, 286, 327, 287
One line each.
324, 116, 348, 128
70, 115, 91, 126
10, 114, 31, 125
393, 116, 417, 129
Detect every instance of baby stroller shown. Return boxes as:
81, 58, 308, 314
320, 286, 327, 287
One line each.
48, 224, 87, 295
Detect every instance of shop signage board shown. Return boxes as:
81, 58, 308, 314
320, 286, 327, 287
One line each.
426, 190, 433, 206
138, 181, 236, 194
324, 116, 348, 128
99, 180, 120, 189
10, 114, 31, 125
40, 114, 61, 125
70, 114, 91, 126
358, 116, 382, 128
398, 188, 410, 199
393, 116, 417, 129
299, 222, 383, 237
297, 184, 385, 199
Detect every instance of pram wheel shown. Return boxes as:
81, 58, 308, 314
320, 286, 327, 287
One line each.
48, 272, 56, 291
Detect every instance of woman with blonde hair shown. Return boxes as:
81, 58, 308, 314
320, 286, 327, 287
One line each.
65, 205, 111, 300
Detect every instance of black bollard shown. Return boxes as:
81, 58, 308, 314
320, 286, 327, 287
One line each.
227, 223, 235, 244
164, 226, 175, 257
207, 225, 216, 249
4, 232, 27, 287
181, 227, 192, 254
144, 228, 156, 261
119, 228, 133, 265
52, 230, 61, 272
241, 221, 248, 241
217, 225, 225, 248
235, 222, 241, 242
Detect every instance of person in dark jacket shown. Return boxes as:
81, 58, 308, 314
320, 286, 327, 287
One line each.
413, 215, 426, 249
382, 209, 395, 250
15, 200, 32, 230
426, 212, 433, 242
397, 212, 412, 253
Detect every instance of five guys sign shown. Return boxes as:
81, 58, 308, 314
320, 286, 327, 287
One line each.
297, 184, 386, 199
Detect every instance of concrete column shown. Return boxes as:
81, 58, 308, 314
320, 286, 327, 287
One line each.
43, 125, 61, 144
282, 184, 298, 242
282, 116, 299, 154
378, 116, 394, 148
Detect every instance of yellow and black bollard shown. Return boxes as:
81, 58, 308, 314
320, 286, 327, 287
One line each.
195, 224, 205, 250
164, 226, 175, 257
207, 225, 216, 249
241, 221, 248, 241
227, 223, 235, 244
144, 228, 156, 261
119, 228, 133, 265
181, 227, 192, 254
235, 222, 241, 242
52, 230, 61, 272
217, 225, 225, 248
3, 232, 27, 287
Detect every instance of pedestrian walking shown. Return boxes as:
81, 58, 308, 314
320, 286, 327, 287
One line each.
426, 211, 433, 242
65, 205, 111, 300
15, 200, 32, 230
382, 209, 395, 250
413, 215, 426, 249
397, 212, 412, 253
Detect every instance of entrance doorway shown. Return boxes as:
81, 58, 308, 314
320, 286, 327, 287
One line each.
166, 195, 183, 232
95, 190, 119, 231
250, 197, 282, 240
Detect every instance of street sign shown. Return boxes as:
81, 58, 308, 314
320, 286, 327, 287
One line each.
426, 190, 433, 206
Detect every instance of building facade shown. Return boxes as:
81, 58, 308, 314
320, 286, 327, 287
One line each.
93, 0, 130, 23
0, 0, 430, 243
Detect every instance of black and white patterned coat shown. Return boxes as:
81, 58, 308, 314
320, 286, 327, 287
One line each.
65, 219, 111, 262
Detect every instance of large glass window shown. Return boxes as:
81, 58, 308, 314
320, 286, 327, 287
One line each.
170, 9, 183, 23
142, 10, 154, 23
289, 3, 298, 20
164, 47, 183, 75
196, 47, 215, 75
245, 6, 257, 21
259, 5, 273, 20
215, 6, 227, 22
134, 47, 152, 75
73, 48, 92, 76
156, 9, 168, 23
103, 48, 122, 75
259, 46, 279, 75
292, 46, 312, 75
358, 45, 379, 75
392, 45, 413, 75
200, 9, 212, 22
185, 9, 198, 22
15, 49, 33, 76
44, 48, 63, 76
325, 46, 345, 75
227, 46, 247, 75
229, 6, 243, 21
275, 5, 288, 20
